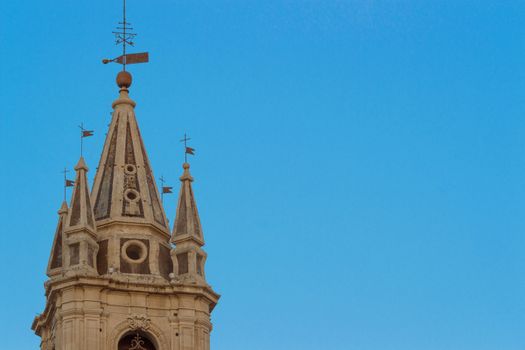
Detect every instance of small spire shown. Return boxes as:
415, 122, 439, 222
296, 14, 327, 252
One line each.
75, 156, 89, 171
47, 201, 68, 277
170, 163, 210, 284
58, 200, 68, 215
171, 162, 204, 245
64, 157, 96, 235
62, 158, 99, 274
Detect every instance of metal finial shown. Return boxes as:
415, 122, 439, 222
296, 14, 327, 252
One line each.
103, 0, 149, 67
180, 133, 195, 163
78, 123, 94, 157
61, 168, 71, 202
113, 0, 136, 71
159, 176, 173, 204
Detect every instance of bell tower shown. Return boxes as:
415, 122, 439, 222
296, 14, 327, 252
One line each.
32, 71, 220, 350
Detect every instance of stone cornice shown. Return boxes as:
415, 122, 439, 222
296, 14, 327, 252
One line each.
43, 275, 219, 307
35, 274, 219, 336
95, 219, 170, 240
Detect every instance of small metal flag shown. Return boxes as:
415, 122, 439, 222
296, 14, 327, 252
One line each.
65, 180, 75, 187
78, 123, 94, 157
180, 133, 195, 163
82, 130, 94, 138
159, 176, 172, 204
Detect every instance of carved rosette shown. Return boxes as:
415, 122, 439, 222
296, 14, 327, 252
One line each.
127, 314, 151, 332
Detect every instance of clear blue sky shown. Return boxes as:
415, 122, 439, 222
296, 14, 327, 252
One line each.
1, 1, 524, 349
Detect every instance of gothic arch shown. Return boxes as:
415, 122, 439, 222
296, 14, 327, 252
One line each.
110, 318, 169, 350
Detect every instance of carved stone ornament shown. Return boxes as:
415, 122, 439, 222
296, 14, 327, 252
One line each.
127, 314, 151, 331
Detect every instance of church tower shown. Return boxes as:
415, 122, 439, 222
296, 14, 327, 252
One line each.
32, 71, 220, 350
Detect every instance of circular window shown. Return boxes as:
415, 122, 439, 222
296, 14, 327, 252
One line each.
124, 189, 140, 202
121, 240, 148, 264
124, 164, 137, 175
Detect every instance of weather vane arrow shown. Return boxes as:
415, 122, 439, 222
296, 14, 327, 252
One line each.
103, 52, 149, 65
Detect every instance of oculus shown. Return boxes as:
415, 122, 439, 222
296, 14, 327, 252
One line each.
124, 164, 137, 175
124, 189, 140, 202
122, 240, 148, 264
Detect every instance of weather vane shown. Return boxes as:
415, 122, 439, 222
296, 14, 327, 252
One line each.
102, 0, 149, 69
159, 176, 173, 204
62, 168, 75, 202
180, 133, 195, 163
78, 123, 94, 157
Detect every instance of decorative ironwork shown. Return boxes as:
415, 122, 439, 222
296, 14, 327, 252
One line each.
129, 333, 146, 350
113, 0, 135, 70
102, 0, 149, 69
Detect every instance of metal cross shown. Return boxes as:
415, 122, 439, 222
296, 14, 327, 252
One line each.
112, 0, 137, 71
159, 175, 166, 204
78, 123, 93, 157
61, 168, 70, 202
102, 0, 149, 67
180, 133, 191, 163
79, 123, 85, 156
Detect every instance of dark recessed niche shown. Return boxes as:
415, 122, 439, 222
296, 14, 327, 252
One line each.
118, 332, 156, 350
126, 243, 142, 261
127, 191, 137, 201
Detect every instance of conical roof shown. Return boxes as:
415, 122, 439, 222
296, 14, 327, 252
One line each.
64, 157, 96, 236
46, 201, 68, 276
171, 163, 204, 245
91, 74, 169, 235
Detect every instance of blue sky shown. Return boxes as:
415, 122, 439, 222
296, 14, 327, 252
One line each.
1, 1, 524, 349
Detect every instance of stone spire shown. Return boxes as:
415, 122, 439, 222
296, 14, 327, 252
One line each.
171, 163, 204, 245
64, 157, 96, 234
46, 201, 68, 277
91, 71, 169, 236
171, 162, 208, 284
63, 157, 98, 273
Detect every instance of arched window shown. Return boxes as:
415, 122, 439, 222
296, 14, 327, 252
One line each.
118, 332, 157, 350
